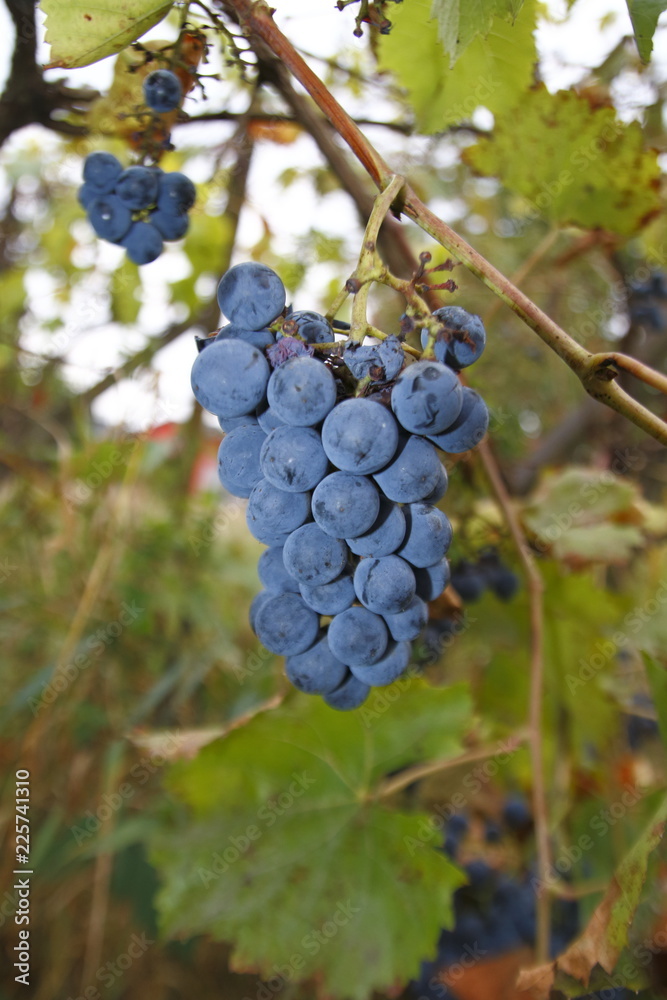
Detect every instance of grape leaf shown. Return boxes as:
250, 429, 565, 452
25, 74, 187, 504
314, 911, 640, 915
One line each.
517, 793, 667, 998
430, 0, 525, 66
151, 681, 473, 1000
463, 86, 662, 236
378, 0, 537, 132
41, 0, 174, 69
625, 0, 667, 62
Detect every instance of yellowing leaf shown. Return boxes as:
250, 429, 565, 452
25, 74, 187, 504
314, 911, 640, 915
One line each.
41, 0, 174, 69
463, 86, 662, 236
378, 0, 537, 132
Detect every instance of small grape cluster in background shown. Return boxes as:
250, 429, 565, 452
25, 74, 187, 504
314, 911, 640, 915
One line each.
77, 70, 194, 265
191, 261, 491, 711
450, 548, 520, 603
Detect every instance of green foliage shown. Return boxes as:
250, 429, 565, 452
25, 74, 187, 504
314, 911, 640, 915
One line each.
430, 0, 526, 66
41, 0, 174, 69
463, 86, 662, 236
625, 0, 667, 61
152, 682, 472, 1000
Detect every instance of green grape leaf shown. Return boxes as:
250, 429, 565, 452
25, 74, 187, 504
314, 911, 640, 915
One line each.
625, 0, 667, 61
463, 85, 662, 236
378, 0, 537, 132
41, 0, 174, 69
643, 652, 667, 744
518, 793, 667, 998
151, 681, 473, 1000
430, 0, 525, 65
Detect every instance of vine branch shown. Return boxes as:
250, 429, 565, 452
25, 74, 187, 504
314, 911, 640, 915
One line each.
219, 0, 667, 447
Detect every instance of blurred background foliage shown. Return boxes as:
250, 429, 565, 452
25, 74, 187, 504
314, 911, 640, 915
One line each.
1, 0, 667, 997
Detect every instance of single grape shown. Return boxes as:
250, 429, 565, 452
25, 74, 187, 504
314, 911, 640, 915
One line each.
391, 359, 463, 435
328, 606, 388, 667
257, 546, 300, 594
321, 397, 399, 474
430, 305, 487, 370
279, 310, 333, 344
450, 561, 486, 602
157, 171, 196, 213
88, 196, 132, 243
479, 551, 520, 601
324, 672, 370, 711
249, 589, 272, 633
217, 262, 286, 330
190, 338, 270, 417
373, 434, 444, 503
143, 69, 183, 113
383, 595, 428, 641
346, 498, 406, 558
343, 334, 404, 381
349, 640, 411, 686
312, 471, 380, 538
285, 632, 348, 694
246, 479, 310, 543
397, 503, 453, 568
427, 387, 489, 454
83, 151, 122, 192
122, 221, 163, 265
299, 570, 356, 616
414, 557, 451, 602
267, 356, 337, 427
115, 166, 159, 210
252, 591, 320, 656
217, 424, 266, 498
282, 522, 348, 585
150, 208, 189, 240
260, 425, 329, 493
354, 555, 416, 615
422, 462, 448, 503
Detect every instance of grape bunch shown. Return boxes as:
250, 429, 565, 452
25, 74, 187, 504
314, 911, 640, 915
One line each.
190, 262, 490, 711
78, 151, 195, 265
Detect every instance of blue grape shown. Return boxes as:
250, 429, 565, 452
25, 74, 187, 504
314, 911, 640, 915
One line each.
354, 555, 416, 614
83, 151, 122, 192
391, 360, 462, 435
349, 640, 411, 686
321, 398, 399, 473
191, 338, 270, 417
267, 356, 337, 426
383, 595, 428, 641
122, 221, 163, 265
249, 589, 273, 632
479, 551, 520, 601
450, 561, 486, 602
324, 672, 370, 711
346, 498, 406, 558
343, 335, 404, 381
77, 183, 97, 210
143, 69, 182, 112
502, 795, 532, 832
299, 570, 355, 615
246, 479, 310, 543
88, 196, 132, 243
430, 305, 487, 369
328, 607, 388, 667
215, 323, 275, 351
421, 462, 448, 504
157, 171, 196, 213
217, 424, 266, 498
282, 522, 348, 585
256, 405, 286, 433
150, 208, 189, 240
252, 590, 319, 656
279, 310, 333, 344
115, 166, 159, 210
373, 434, 443, 503
397, 503, 453, 568
427, 387, 489, 454
285, 632, 348, 694
257, 546, 300, 594
312, 471, 380, 538
260, 425, 329, 493
217, 413, 259, 432
414, 557, 451, 601
217, 262, 286, 329
267, 337, 314, 367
